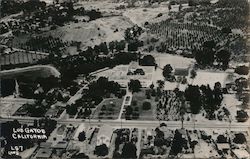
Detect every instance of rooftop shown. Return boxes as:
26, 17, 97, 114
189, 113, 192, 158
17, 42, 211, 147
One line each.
35, 148, 52, 159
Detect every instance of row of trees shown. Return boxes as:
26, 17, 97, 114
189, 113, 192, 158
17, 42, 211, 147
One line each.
185, 82, 223, 118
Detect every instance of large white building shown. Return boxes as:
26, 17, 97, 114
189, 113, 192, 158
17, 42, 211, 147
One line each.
98, 61, 155, 88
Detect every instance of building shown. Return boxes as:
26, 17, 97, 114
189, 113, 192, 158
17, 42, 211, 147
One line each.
35, 148, 52, 159
107, 62, 154, 88
217, 143, 230, 152
96, 125, 113, 147
174, 68, 189, 77
232, 149, 250, 159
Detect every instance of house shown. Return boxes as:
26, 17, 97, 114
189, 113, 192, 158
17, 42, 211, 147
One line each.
217, 143, 230, 152
96, 125, 113, 147
52, 141, 69, 149
39, 142, 52, 148
232, 149, 250, 159
35, 148, 52, 159
51, 141, 69, 157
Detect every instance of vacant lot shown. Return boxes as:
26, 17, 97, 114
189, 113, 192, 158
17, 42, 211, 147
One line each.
192, 71, 229, 88
123, 6, 170, 26
47, 16, 133, 50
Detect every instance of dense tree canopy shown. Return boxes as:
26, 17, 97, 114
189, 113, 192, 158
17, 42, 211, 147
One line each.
128, 80, 142, 93
94, 144, 109, 156
78, 131, 86, 142
162, 64, 173, 79
121, 142, 137, 159
140, 55, 156, 66
216, 49, 231, 69
185, 85, 202, 114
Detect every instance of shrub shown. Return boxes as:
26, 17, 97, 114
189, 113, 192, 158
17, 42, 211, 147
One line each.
142, 102, 151, 110
78, 131, 86, 141
235, 66, 249, 75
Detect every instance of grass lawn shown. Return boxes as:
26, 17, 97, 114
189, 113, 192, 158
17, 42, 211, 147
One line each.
123, 89, 158, 120
92, 98, 123, 120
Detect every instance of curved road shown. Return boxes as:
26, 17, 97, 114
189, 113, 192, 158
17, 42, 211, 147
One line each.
0, 65, 60, 78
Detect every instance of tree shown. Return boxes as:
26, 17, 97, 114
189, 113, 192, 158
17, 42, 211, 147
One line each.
150, 83, 154, 89
121, 142, 137, 158
233, 133, 246, 144
1, 0, 23, 17
124, 25, 143, 41
169, 130, 187, 156
99, 42, 109, 54
140, 55, 156, 66
128, 80, 142, 93
132, 112, 139, 119
154, 138, 164, 147
162, 64, 173, 79
157, 80, 165, 89
203, 40, 216, 49
188, 0, 197, 6
235, 66, 249, 75
78, 131, 86, 141
216, 50, 231, 69
221, 27, 232, 34
236, 110, 249, 122
190, 69, 197, 79
115, 40, 126, 51
142, 102, 151, 110
217, 135, 228, 143
66, 104, 78, 116
94, 144, 108, 156
201, 85, 218, 118
213, 82, 223, 106
109, 41, 115, 52
185, 85, 202, 114
125, 106, 133, 120
128, 40, 143, 51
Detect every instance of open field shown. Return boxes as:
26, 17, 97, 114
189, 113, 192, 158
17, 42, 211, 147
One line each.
192, 71, 230, 88
46, 16, 133, 50
92, 98, 123, 120
123, 5, 170, 26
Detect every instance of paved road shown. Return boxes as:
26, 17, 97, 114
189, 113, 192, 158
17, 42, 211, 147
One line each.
0, 116, 249, 130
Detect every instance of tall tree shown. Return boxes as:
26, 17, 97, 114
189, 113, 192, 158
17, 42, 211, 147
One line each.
121, 142, 137, 158
128, 80, 142, 93
216, 50, 231, 69
185, 85, 202, 114
162, 64, 173, 79
140, 55, 156, 66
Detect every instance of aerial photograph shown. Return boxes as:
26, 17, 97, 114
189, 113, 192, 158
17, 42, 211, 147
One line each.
0, 0, 250, 158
